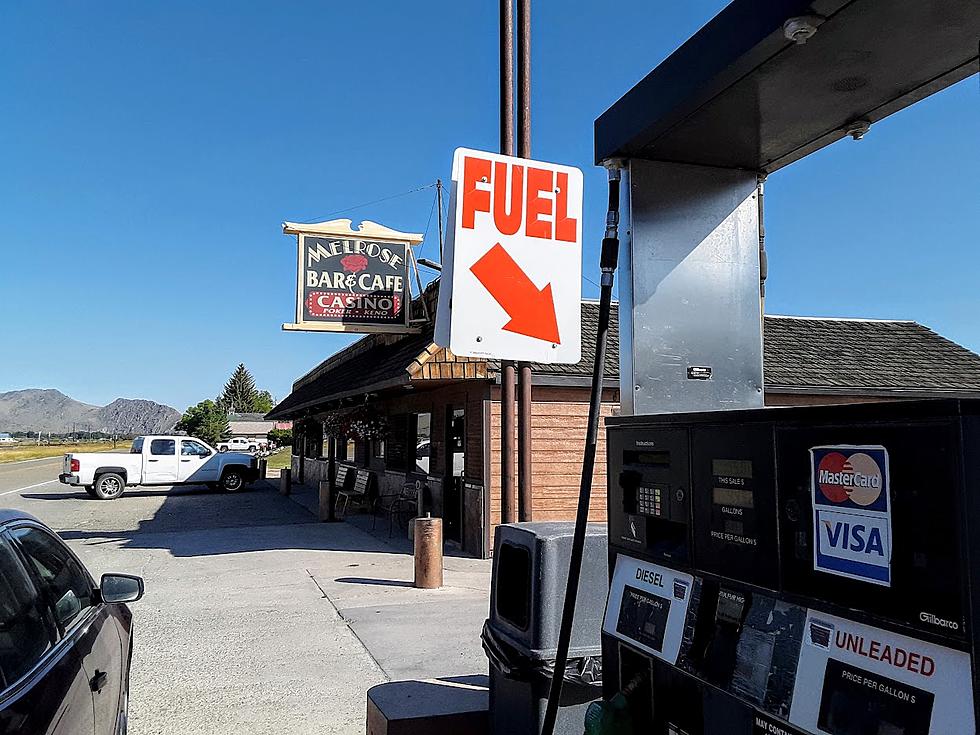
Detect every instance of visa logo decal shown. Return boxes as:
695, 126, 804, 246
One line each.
810, 444, 892, 587
823, 519, 886, 556
814, 508, 891, 586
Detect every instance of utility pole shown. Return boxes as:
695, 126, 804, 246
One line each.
436, 179, 445, 261
499, 0, 517, 525
516, 0, 533, 523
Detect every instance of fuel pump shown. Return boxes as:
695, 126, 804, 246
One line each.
572, 1, 980, 733
601, 401, 980, 734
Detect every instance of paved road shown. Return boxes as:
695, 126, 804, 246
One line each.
0, 456, 63, 497
0, 459, 389, 734
0, 458, 491, 734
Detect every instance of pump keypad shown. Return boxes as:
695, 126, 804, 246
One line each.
637, 485, 664, 517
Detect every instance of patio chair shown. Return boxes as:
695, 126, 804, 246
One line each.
335, 466, 371, 518
373, 481, 421, 538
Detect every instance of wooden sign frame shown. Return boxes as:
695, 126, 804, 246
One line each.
282, 219, 424, 334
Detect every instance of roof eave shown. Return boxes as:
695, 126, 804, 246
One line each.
766, 385, 980, 400
267, 375, 412, 419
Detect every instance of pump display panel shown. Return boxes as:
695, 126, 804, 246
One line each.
602, 400, 980, 735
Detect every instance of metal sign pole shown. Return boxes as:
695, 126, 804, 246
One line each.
516, 0, 533, 523
499, 0, 517, 525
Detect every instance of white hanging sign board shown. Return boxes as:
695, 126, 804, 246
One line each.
435, 147, 582, 363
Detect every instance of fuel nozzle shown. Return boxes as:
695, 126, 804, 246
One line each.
583, 671, 646, 735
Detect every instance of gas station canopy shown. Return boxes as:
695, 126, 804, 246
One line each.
594, 0, 979, 171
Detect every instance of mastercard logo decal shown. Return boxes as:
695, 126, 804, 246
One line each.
810, 445, 892, 586
816, 451, 884, 507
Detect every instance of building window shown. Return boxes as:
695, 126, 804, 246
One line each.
415, 412, 432, 475
374, 440, 385, 459
345, 438, 356, 462
386, 414, 409, 471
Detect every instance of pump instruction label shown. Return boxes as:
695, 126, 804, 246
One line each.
602, 556, 693, 665
810, 445, 892, 587
789, 610, 975, 734
753, 711, 807, 735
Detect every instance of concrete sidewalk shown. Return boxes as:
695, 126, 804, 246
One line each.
282, 479, 493, 681
37, 475, 491, 735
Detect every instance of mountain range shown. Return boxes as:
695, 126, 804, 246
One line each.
0, 389, 181, 436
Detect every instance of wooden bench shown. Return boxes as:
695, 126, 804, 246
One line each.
336, 467, 372, 518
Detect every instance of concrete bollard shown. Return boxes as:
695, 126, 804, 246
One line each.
280, 467, 291, 496
258, 459, 267, 481
413, 515, 443, 589
319, 480, 338, 522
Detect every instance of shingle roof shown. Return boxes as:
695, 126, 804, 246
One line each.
269, 299, 980, 418
763, 316, 980, 393
487, 302, 619, 380
267, 324, 434, 419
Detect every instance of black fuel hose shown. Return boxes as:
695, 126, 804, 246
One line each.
541, 166, 622, 735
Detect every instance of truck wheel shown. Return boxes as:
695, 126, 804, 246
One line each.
84, 485, 97, 498
219, 447, 227, 453
220, 469, 245, 492
93, 473, 126, 500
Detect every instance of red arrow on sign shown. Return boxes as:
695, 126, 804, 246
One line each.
469, 243, 561, 344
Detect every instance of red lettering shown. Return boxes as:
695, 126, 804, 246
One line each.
493, 162, 523, 236
525, 167, 553, 239
869, 640, 880, 659
554, 171, 577, 242
906, 651, 918, 672
879, 644, 893, 665
921, 656, 935, 677
462, 156, 492, 230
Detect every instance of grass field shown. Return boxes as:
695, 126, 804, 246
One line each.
0, 441, 134, 464
265, 447, 293, 470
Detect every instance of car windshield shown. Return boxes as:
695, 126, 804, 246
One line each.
130, 437, 144, 454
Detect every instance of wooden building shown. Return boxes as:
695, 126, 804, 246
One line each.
267, 283, 980, 558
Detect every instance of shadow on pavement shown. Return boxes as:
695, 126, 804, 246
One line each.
22, 485, 214, 501
335, 576, 415, 588
52, 482, 456, 559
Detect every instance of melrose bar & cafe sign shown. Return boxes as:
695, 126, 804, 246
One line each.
282, 219, 423, 334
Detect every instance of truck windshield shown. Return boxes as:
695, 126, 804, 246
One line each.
130, 437, 144, 454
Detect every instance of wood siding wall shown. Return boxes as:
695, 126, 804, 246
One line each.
489, 385, 620, 531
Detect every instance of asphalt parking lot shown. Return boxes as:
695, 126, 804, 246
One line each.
0, 458, 491, 735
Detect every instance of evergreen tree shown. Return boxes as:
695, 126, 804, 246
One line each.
219, 363, 259, 414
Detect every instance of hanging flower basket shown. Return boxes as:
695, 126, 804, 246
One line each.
323, 406, 388, 440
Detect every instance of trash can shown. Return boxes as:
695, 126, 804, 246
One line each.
483, 522, 608, 735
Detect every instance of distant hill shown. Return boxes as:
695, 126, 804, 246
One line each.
0, 389, 180, 435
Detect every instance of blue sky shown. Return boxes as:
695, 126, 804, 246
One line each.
1, 2, 977, 411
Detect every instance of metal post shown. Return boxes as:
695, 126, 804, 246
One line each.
516, 0, 533, 522
414, 515, 444, 589
327, 435, 337, 520
500, 0, 517, 526
436, 179, 445, 261
280, 467, 291, 496
297, 423, 306, 485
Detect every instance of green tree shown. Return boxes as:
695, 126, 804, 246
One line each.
267, 427, 292, 447
255, 390, 275, 414
176, 400, 230, 446
218, 363, 259, 414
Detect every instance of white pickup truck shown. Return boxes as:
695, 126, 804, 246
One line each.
59, 435, 259, 500
217, 436, 259, 453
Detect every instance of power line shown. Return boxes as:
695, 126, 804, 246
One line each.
290, 181, 440, 225
418, 188, 439, 260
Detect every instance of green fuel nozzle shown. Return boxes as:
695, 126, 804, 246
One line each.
584, 693, 634, 735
